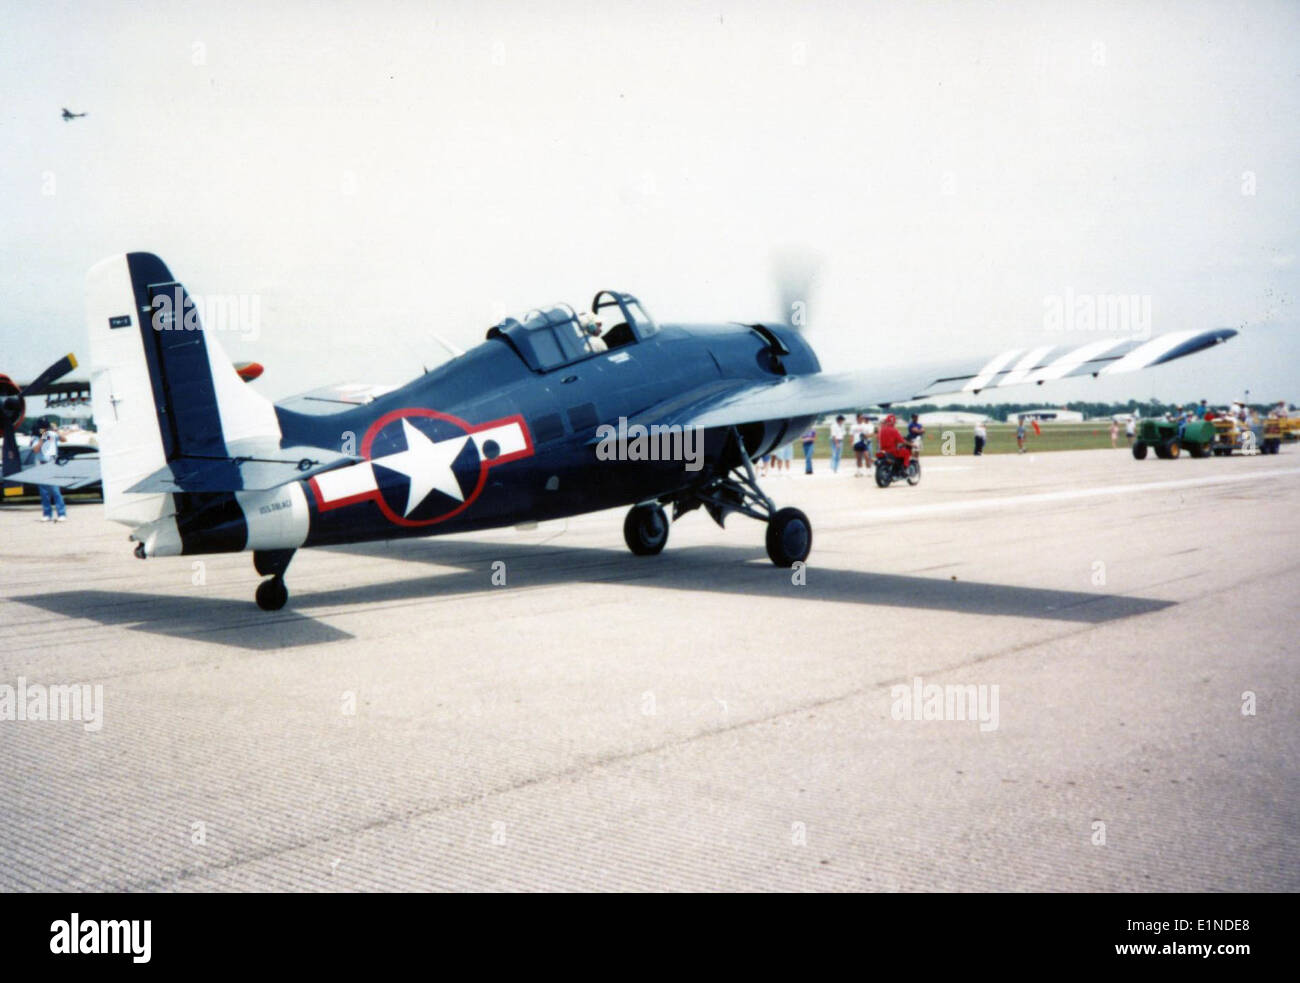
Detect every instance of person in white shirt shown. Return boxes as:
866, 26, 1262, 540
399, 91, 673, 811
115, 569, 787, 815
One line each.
973, 420, 987, 456
850, 414, 869, 475
829, 415, 846, 473
31, 421, 68, 522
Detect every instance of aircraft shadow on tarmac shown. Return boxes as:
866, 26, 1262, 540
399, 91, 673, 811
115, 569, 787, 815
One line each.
12, 540, 1172, 650
318, 538, 1173, 624
11, 590, 353, 650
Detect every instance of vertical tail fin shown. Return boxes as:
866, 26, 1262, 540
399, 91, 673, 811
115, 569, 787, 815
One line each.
88, 252, 281, 527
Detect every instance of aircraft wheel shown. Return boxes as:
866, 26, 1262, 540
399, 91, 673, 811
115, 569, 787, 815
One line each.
256, 576, 288, 611
1132, 442, 1148, 460
766, 507, 812, 567
623, 503, 669, 556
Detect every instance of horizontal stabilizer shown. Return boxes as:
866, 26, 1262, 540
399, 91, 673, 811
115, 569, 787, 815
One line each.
125, 441, 358, 493
6, 456, 101, 490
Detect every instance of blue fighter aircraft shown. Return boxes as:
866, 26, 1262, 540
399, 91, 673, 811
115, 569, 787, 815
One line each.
3, 253, 1236, 610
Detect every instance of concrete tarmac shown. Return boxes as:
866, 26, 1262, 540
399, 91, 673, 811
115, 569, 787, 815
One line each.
1, 447, 1297, 891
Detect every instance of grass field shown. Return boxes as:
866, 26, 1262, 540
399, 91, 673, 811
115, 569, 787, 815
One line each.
805, 422, 1125, 458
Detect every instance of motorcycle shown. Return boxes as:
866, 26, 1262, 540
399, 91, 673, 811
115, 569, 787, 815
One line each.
874, 447, 921, 487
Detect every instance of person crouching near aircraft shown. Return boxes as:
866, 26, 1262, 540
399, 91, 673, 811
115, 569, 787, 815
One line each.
879, 414, 911, 471
31, 420, 67, 522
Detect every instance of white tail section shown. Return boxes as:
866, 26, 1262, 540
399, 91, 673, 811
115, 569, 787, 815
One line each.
88, 255, 169, 526
87, 252, 282, 528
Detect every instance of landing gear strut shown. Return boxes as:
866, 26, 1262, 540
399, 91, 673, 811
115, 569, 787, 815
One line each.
253, 548, 295, 611
662, 427, 813, 567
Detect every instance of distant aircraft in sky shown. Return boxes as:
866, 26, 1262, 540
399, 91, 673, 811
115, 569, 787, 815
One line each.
61, 108, 87, 122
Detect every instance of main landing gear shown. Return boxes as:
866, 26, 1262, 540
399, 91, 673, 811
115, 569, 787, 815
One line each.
624, 502, 669, 555
253, 548, 295, 611
621, 428, 812, 567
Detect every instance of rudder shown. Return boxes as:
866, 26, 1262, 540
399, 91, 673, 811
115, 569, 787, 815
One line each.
88, 252, 281, 528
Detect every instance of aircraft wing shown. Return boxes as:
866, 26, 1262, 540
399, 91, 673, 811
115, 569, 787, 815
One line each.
6, 456, 101, 489
681, 328, 1237, 430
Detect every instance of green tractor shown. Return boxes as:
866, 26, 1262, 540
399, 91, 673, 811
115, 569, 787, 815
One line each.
1132, 417, 1215, 460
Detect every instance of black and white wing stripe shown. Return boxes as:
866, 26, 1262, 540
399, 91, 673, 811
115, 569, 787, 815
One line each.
950, 330, 1236, 395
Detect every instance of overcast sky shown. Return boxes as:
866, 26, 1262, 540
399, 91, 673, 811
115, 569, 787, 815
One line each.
2, 0, 1297, 407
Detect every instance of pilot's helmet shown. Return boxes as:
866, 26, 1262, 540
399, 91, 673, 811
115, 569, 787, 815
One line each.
577, 312, 602, 335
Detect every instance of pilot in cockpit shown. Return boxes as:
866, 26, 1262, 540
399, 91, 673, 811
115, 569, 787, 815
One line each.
577, 312, 607, 353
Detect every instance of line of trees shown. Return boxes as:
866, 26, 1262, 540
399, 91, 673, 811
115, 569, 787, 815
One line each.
899, 399, 1289, 422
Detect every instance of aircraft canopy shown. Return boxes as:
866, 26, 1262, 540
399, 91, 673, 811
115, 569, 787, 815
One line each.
487, 292, 657, 373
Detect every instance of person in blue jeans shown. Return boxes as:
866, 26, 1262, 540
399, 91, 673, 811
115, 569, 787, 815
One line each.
829, 415, 845, 473
801, 426, 817, 473
33, 421, 68, 522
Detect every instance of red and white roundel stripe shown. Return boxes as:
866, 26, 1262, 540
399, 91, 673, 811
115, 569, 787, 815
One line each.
308, 409, 533, 527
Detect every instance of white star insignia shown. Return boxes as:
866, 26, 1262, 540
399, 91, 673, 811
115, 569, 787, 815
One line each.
371, 418, 468, 516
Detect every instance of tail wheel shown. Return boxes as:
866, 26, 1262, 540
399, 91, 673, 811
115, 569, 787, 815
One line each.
766, 507, 812, 567
1132, 442, 1148, 460
623, 503, 669, 556
255, 576, 288, 611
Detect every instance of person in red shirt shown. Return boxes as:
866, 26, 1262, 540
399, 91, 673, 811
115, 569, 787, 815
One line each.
879, 414, 910, 469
